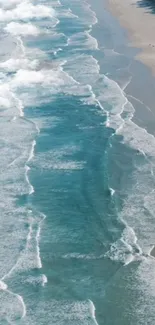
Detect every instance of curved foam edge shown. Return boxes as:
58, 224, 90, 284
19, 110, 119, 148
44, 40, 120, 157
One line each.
7, 288, 27, 319
42, 274, 48, 287
89, 300, 99, 325
109, 187, 115, 196
149, 245, 155, 258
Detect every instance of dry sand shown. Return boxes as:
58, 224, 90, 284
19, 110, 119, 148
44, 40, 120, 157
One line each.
108, 0, 155, 74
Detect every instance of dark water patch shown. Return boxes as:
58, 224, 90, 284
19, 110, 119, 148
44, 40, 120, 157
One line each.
136, 0, 155, 13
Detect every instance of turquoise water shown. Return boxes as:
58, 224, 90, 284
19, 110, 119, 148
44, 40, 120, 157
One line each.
1, 0, 155, 324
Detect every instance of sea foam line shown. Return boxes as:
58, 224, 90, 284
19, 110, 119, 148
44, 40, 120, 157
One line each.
0, 280, 26, 320
84, 0, 98, 26
7, 288, 26, 319
25, 165, 34, 194
25, 138, 37, 195
25, 136, 47, 271
27, 140, 36, 162
109, 187, 115, 196
89, 300, 99, 325
36, 213, 47, 269
36, 225, 42, 269
11, 90, 24, 117
42, 274, 48, 286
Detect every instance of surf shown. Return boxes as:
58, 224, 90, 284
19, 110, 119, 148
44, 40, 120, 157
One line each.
0, 0, 155, 323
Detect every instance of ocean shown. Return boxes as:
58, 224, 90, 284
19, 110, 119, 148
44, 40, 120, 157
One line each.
0, 0, 155, 324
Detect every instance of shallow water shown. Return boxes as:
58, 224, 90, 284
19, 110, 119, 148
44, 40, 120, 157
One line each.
0, 0, 155, 324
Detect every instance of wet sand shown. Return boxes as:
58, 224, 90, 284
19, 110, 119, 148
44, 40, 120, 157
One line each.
108, 0, 155, 74
89, 0, 155, 138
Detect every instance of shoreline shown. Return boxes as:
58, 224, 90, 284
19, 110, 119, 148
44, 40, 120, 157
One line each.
107, 0, 155, 75
89, 0, 155, 138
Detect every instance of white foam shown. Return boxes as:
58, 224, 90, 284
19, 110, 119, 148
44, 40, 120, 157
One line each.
0, 1, 55, 21
109, 187, 115, 196
42, 274, 48, 286
89, 300, 99, 325
0, 0, 23, 8
105, 223, 142, 265
11, 66, 76, 90
0, 80, 24, 116
25, 165, 34, 194
9, 65, 92, 108
0, 57, 39, 72
13, 69, 47, 85
0, 280, 7, 290
0, 82, 18, 111
5, 22, 40, 36
62, 252, 104, 260
27, 140, 36, 163
36, 225, 42, 269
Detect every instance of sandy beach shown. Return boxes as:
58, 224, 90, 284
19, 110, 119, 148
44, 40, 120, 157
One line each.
108, 0, 155, 74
